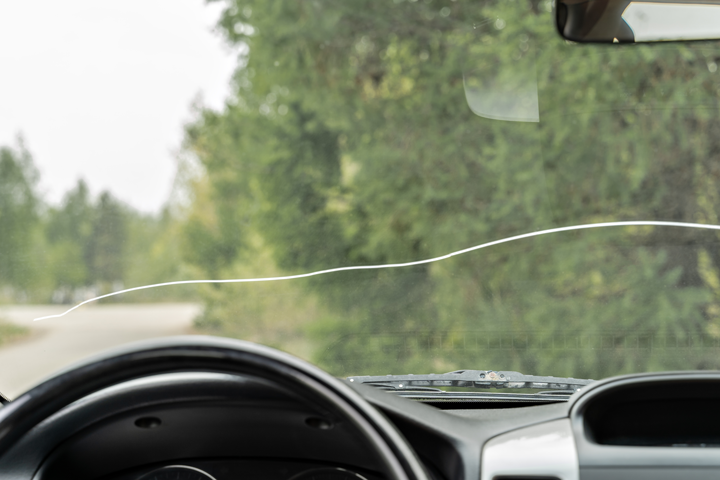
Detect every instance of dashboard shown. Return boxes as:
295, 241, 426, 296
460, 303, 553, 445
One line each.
0, 338, 719, 480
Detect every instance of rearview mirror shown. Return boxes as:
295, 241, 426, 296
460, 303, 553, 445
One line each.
555, 0, 720, 43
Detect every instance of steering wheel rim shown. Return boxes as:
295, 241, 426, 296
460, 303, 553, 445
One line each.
0, 335, 428, 480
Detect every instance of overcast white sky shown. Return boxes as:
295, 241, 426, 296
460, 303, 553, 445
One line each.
0, 1, 238, 213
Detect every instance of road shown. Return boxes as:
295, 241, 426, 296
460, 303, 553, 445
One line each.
0, 303, 202, 399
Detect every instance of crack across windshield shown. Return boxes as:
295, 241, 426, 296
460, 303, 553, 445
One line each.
33, 221, 720, 322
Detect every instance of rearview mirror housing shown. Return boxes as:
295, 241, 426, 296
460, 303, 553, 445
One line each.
555, 0, 720, 43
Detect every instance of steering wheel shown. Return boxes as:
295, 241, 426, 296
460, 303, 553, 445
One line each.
0, 336, 428, 480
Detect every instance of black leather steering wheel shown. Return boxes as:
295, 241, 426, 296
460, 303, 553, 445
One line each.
0, 336, 428, 480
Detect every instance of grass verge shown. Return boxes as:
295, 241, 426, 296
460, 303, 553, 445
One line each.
0, 319, 29, 347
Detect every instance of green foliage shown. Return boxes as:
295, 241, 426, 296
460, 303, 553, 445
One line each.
0, 317, 28, 347
192, 243, 321, 361
86, 192, 127, 284
45, 180, 94, 290
44, 182, 130, 296
0, 152, 191, 303
183, 0, 720, 378
0, 141, 39, 291
122, 207, 195, 301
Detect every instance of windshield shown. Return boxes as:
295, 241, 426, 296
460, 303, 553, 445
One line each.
2, 0, 720, 399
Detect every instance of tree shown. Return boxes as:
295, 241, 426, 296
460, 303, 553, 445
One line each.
183, 0, 720, 377
45, 179, 94, 290
86, 191, 127, 286
0, 141, 39, 291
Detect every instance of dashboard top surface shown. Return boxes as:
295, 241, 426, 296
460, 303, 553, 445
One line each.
4, 365, 720, 480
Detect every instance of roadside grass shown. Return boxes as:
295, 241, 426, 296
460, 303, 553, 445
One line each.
0, 318, 29, 347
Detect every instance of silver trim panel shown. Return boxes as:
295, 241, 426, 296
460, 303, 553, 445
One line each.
482, 418, 578, 480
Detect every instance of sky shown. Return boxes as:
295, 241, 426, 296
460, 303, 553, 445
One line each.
0, 1, 238, 213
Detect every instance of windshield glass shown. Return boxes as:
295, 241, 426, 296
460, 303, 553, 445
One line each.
2, 0, 720, 398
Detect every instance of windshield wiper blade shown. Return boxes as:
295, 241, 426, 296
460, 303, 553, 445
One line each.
347, 370, 593, 392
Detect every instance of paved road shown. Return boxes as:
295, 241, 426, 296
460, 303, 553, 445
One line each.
0, 303, 202, 399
